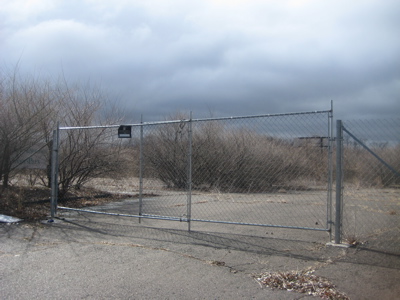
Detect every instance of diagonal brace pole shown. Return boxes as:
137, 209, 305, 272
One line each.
343, 127, 400, 177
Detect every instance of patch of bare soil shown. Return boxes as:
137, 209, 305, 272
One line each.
0, 186, 134, 221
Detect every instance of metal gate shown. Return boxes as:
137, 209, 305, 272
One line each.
50, 109, 334, 235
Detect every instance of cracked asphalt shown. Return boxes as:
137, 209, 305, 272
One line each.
1, 211, 399, 299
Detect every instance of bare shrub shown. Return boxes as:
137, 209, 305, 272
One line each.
143, 116, 324, 193
373, 144, 400, 187
0, 68, 53, 188
343, 142, 400, 188
143, 118, 189, 189
0, 66, 128, 196
192, 126, 304, 192
54, 83, 126, 196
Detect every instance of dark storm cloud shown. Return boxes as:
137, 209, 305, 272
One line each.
1, 0, 399, 121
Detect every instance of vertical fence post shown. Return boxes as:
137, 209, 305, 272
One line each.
187, 112, 193, 232
327, 101, 334, 240
335, 120, 343, 244
139, 115, 144, 222
50, 124, 59, 219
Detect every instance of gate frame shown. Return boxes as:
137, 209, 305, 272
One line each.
50, 108, 334, 236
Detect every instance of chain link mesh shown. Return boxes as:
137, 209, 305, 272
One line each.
139, 112, 332, 230
341, 118, 400, 253
54, 111, 333, 236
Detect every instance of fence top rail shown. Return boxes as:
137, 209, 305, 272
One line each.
59, 124, 120, 130
185, 109, 332, 124
58, 109, 332, 130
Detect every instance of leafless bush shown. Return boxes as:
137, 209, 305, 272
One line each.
192, 124, 306, 192
373, 144, 400, 187
343, 143, 400, 188
143, 117, 189, 189
143, 116, 327, 192
53, 82, 127, 196
58, 128, 127, 196
0, 68, 53, 188
0, 66, 128, 196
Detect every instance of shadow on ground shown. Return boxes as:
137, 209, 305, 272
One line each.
45, 212, 399, 271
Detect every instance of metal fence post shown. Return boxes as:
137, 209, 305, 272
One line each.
139, 115, 144, 222
50, 124, 59, 218
327, 101, 334, 240
187, 112, 193, 232
335, 120, 343, 244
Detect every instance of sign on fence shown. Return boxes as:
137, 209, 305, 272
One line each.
12, 147, 47, 170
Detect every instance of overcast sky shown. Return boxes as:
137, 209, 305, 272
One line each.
1, 0, 399, 121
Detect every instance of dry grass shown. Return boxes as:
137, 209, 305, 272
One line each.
0, 185, 133, 221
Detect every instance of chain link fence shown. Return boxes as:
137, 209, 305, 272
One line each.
141, 112, 333, 232
49, 112, 400, 253
52, 110, 334, 237
339, 118, 400, 254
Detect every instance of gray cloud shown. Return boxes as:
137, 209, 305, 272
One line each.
1, 0, 399, 122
